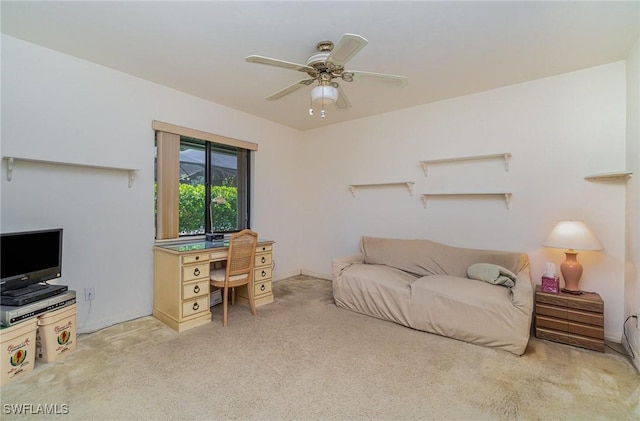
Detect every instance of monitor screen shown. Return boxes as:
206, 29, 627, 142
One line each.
0, 228, 63, 291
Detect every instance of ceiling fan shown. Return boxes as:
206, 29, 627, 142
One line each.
246, 34, 408, 117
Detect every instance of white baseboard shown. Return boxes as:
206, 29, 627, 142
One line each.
605, 330, 623, 343
77, 309, 152, 335
273, 270, 331, 281
273, 270, 305, 282
300, 270, 331, 280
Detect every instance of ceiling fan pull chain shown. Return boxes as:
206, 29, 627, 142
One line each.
321, 85, 326, 118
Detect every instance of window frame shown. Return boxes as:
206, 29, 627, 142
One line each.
153, 121, 257, 241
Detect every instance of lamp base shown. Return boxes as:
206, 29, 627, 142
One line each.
561, 288, 585, 295
560, 250, 583, 293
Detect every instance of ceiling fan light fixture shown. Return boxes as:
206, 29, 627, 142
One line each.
311, 85, 338, 106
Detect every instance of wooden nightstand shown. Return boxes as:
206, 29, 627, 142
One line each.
534, 285, 604, 352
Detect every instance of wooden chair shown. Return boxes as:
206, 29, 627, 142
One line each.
210, 229, 258, 326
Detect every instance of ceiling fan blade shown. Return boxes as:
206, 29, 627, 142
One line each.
347, 70, 408, 88
335, 85, 351, 110
266, 79, 314, 101
327, 34, 368, 66
246, 55, 315, 73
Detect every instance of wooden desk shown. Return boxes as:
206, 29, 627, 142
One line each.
153, 239, 274, 332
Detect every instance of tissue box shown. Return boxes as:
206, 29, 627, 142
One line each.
541, 276, 560, 293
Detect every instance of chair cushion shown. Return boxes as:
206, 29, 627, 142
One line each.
210, 268, 249, 283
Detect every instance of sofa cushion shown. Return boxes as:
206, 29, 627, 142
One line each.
467, 263, 516, 287
360, 236, 527, 278
408, 275, 530, 355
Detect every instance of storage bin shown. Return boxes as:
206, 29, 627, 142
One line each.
1, 319, 38, 386
210, 288, 222, 307
36, 304, 76, 363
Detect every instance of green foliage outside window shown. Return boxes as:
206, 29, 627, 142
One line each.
155, 184, 238, 235
179, 184, 237, 234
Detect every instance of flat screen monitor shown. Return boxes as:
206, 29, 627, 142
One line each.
0, 228, 63, 292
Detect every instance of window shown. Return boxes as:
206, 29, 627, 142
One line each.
176, 137, 249, 236
153, 121, 256, 240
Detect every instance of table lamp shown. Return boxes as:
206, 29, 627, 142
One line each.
543, 220, 602, 294
205, 196, 227, 242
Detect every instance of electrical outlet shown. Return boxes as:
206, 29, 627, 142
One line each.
84, 287, 95, 301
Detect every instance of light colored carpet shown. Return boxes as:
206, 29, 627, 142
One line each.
1, 275, 638, 420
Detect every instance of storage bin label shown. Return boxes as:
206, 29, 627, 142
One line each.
5, 337, 31, 378
54, 320, 74, 352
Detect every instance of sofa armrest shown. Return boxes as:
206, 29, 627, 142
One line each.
332, 253, 365, 280
511, 268, 534, 312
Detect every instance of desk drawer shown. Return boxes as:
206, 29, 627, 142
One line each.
183, 280, 209, 300
255, 253, 272, 267
182, 253, 208, 264
256, 244, 273, 253
209, 250, 228, 261
182, 296, 209, 318
254, 280, 272, 297
255, 266, 272, 282
182, 263, 209, 282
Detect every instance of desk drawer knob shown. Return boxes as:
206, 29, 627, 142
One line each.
193, 268, 200, 276
261, 256, 266, 264
260, 284, 266, 292
193, 302, 200, 311
193, 285, 200, 294
195, 256, 200, 261
261, 270, 266, 277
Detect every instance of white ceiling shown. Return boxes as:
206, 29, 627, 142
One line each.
2, 1, 638, 131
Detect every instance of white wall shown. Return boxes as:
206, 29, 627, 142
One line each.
624, 37, 640, 370
301, 62, 627, 341
0, 35, 303, 333
1, 34, 632, 346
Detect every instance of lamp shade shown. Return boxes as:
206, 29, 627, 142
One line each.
543, 220, 602, 251
311, 85, 338, 106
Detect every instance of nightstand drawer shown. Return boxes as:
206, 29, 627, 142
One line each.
182, 263, 209, 282
535, 327, 605, 352
536, 315, 604, 339
183, 280, 209, 300
536, 303, 604, 327
182, 297, 209, 318
536, 290, 603, 313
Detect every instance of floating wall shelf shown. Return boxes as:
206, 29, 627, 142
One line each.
421, 193, 512, 209
3, 156, 139, 188
420, 153, 512, 176
584, 171, 633, 181
349, 182, 415, 197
